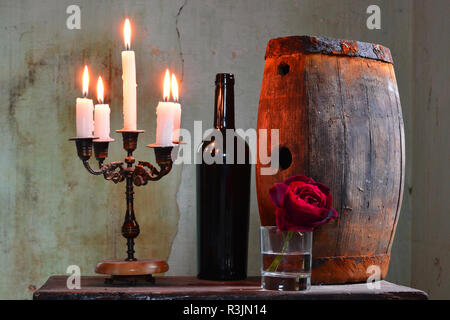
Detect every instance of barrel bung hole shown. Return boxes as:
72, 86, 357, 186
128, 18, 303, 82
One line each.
279, 146, 292, 170
277, 62, 290, 76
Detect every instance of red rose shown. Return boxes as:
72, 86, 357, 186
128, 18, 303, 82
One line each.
269, 175, 338, 232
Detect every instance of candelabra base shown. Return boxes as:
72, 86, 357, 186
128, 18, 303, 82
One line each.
95, 258, 169, 280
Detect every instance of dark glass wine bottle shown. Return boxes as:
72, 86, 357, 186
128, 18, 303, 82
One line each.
197, 73, 251, 281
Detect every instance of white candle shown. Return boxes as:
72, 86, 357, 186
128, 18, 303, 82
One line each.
156, 101, 177, 146
171, 73, 182, 142
155, 69, 182, 145
76, 98, 94, 137
94, 76, 111, 140
121, 18, 137, 130
172, 103, 181, 142
76, 66, 94, 137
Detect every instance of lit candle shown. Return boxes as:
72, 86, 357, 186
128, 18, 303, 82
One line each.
94, 76, 111, 140
155, 69, 181, 145
76, 65, 94, 137
171, 73, 182, 142
121, 18, 137, 130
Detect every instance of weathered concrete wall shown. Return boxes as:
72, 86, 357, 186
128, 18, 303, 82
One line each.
411, 0, 450, 300
0, 0, 416, 299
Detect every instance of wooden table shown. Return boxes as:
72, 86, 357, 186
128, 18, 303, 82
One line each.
33, 276, 428, 300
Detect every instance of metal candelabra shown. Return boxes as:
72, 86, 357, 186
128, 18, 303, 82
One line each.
70, 130, 176, 284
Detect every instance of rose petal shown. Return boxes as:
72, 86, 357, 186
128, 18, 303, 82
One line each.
296, 184, 324, 201
275, 208, 314, 232
325, 193, 333, 209
309, 208, 338, 228
284, 191, 325, 217
269, 183, 288, 208
288, 181, 309, 191
312, 181, 331, 195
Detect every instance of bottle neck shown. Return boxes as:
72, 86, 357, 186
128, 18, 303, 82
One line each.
214, 74, 235, 130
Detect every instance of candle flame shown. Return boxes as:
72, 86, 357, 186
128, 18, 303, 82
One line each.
82, 65, 89, 97
124, 18, 131, 50
97, 76, 104, 104
163, 69, 171, 101
171, 73, 179, 102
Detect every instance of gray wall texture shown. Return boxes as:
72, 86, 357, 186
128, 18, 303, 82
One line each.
410, 0, 449, 299
0, 0, 447, 299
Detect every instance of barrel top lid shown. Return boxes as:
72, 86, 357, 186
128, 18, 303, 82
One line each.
265, 35, 393, 64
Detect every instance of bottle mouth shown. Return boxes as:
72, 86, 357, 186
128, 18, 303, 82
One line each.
215, 73, 235, 85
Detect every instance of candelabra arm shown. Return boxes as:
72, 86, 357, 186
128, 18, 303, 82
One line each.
157, 162, 173, 179
102, 161, 126, 183
82, 160, 103, 175
133, 161, 172, 185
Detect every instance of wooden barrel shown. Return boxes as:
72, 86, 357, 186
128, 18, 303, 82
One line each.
256, 36, 405, 284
